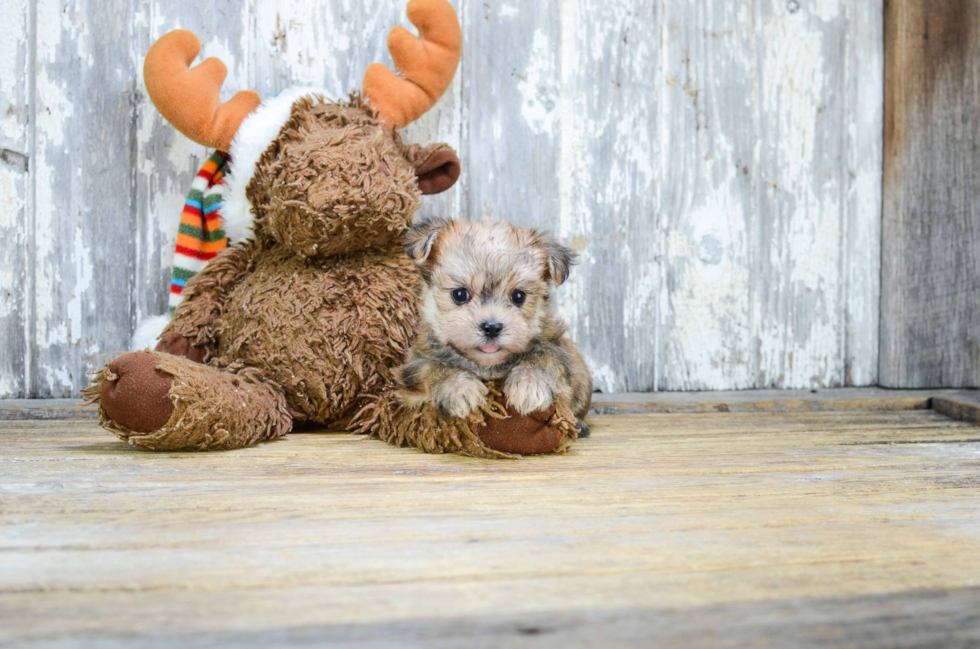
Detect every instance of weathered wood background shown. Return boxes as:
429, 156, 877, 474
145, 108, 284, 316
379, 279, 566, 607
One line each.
882, 1, 980, 389
0, 0, 890, 397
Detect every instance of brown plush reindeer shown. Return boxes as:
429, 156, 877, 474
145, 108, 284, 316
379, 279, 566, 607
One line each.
84, 0, 581, 457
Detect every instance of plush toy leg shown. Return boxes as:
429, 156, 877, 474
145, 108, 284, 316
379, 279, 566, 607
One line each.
368, 385, 581, 459
82, 352, 291, 451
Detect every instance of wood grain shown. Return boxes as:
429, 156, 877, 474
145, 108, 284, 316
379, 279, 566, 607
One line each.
460, 0, 560, 230
844, 0, 884, 387
556, 0, 660, 393
0, 0, 30, 398
660, 1, 881, 392
931, 394, 980, 426
881, 0, 980, 388
660, 0, 759, 390
7, 387, 980, 419
754, 1, 849, 390
2, 408, 980, 646
30, 0, 138, 396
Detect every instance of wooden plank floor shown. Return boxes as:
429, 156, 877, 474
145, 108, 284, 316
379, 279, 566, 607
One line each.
3, 402, 980, 647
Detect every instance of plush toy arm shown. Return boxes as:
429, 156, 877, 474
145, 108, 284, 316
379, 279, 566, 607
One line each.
163, 242, 256, 352
375, 382, 580, 458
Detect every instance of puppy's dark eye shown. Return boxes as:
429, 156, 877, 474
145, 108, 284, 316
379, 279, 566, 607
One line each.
451, 288, 471, 305
511, 290, 526, 306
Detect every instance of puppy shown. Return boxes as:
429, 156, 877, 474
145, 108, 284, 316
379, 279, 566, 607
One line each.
396, 218, 593, 435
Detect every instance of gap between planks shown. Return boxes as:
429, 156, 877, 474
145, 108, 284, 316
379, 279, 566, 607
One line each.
3, 388, 979, 423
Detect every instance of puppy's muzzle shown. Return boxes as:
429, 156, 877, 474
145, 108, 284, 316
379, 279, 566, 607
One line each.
480, 321, 503, 339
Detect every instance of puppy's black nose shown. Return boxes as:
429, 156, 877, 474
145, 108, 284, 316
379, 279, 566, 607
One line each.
480, 321, 504, 339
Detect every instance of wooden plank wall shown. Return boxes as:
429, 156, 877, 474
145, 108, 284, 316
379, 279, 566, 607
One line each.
881, 1, 980, 388
0, 0, 883, 398
0, 0, 31, 398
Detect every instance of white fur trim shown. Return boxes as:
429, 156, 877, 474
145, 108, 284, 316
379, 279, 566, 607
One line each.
131, 314, 172, 351
222, 86, 341, 243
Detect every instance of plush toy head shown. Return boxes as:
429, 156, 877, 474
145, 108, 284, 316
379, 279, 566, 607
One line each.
143, 0, 462, 250
247, 96, 458, 258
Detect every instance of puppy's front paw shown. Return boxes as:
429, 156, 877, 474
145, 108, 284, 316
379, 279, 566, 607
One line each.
504, 367, 555, 415
433, 374, 489, 419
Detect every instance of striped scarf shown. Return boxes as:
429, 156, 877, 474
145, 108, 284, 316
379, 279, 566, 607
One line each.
169, 151, 231, 313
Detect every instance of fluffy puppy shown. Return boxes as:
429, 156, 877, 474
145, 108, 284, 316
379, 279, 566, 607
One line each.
396, 218, 593, 434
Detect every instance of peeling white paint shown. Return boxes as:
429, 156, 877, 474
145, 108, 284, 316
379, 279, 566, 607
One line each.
756, 5, 844, 388
32, 69, 72, 337
0, 374, 16, 398
252, 1, 352, 96
590, 363, 617, 393
45, 364, 73, 395
517, 29, 557, 136
66, 224, 92, 344
811, 0, 842, 23
0, 0, 29, 396
0, 173, 23, 322
665, 185, 754, 390
0, 4, 28, 144
556, 0, 594, 384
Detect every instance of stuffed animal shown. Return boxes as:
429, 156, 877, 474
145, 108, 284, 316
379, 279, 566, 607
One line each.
83, 0, 581, 458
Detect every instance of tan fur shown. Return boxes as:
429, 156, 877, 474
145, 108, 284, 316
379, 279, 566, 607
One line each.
397, 219, 593, 421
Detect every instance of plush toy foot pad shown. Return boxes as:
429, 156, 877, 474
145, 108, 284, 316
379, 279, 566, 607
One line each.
99, 352, 175, 433
477, 400, 564, 455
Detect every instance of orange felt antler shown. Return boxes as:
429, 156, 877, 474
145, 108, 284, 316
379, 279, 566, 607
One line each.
363, 0, 462, 127
144, 30, 261, 151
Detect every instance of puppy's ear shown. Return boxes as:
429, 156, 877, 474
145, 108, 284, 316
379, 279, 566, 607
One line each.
534, 232, 577, 286
403, 218, 451, 266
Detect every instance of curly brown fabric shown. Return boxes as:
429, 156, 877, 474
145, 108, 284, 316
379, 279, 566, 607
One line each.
165, 242, 257, 349
85, 352, 291, 451
212, 244, 420, 428
250, 95, 422, 259
370, 384, 580, 459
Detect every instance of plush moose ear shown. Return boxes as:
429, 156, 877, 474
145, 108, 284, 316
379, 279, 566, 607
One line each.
143, 30, 261, 150
404, 144, 460, 195
362, 0, 462, 127
403, 217, 452, 265
533, 232, 577, 286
